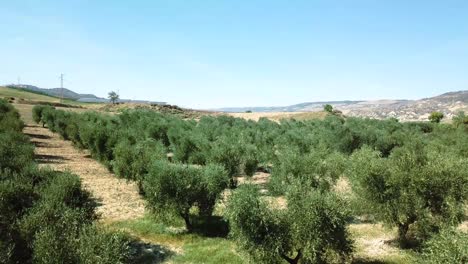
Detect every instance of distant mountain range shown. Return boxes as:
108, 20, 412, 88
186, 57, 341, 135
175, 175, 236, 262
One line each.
7, 84, 166, 105
217, 90, 468, 121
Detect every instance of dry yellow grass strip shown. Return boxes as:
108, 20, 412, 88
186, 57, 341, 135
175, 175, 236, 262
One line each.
23, 123, 146, 222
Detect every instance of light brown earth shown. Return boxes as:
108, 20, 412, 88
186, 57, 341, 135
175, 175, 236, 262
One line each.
17, 104, 145, 222
228, 111, 327, 121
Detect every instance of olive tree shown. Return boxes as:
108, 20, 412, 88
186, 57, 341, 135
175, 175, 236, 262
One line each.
452, 111, 468, 128
142, 161, 229, 231
108, 91, 119, 104
226, 184, 353, 264
111, 138, 167, 182
32, 105, 55, 127
348, 142, 468, 247
268, 148, 346, 195
429, 111, 444, 123
324, 104, 333, 113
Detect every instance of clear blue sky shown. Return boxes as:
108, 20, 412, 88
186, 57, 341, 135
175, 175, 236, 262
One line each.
1, 1, 467, 109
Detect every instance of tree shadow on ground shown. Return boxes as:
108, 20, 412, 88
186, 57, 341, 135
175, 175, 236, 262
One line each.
129, 241, 174, 264
24, 132, 51, 139
352, 259, 386, 264
35, 154, 69, 164
190, 215, 230, 238
31, 140, 58, 148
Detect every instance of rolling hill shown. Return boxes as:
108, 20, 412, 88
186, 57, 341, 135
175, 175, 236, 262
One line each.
217, 90, 468, 121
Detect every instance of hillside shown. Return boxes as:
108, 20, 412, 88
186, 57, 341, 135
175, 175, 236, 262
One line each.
7, 84, 102, 101
218, 90, 468, 121
0, 86, 87, 107
1, 86, 65, 102
7, 84, 166, 105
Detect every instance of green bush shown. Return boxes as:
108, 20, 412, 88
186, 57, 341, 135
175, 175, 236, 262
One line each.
76, 226, 135, 264
453, 111, 468, 128
268, 148, 346, 195
111, 138, 167, 181
0, 99, 24, 133
33, 223, 135, 264
429, 111, 444, 123
226, 184, 353, 264
32, 105, 54, 127
419, 228, 467, 263
0, 131, 35, 172
143, 161, 229, 231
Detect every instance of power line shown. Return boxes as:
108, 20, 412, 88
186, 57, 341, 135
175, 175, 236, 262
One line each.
60, 74, 64, 103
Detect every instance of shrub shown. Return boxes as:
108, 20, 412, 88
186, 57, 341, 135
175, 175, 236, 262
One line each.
419, 228, 468, 263
268, 148, 345, 195
453, 111, 468, 128
143, 161, 229, 231
111, 138, 167, 182
32, 213, 135, 264
226, 184, 353, 264
76, 226, 135, 264
0, 99, 23, 133
31, 208, 87, 264
0, 131, 35, 172
32, 105, 54, 127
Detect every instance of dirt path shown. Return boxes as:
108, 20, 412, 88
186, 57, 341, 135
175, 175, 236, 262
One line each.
23, 123, 146, 222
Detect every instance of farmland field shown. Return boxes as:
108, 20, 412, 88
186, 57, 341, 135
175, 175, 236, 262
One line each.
0, 87, 467, 263
2, 97, 464, 263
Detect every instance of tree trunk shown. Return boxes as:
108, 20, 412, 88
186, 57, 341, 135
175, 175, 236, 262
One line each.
181, 211, 192, 232
280, 249, 302, 264
397, 222, 410, 248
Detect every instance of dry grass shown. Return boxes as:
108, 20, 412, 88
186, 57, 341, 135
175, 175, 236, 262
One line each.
350, 223, 416, 263
228, 111, 327, 121
1, 86, 62, 102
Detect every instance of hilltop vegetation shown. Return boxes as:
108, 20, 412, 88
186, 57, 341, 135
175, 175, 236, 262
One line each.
32, 104, 468, 263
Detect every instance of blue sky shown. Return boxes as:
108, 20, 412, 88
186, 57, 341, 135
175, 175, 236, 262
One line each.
1, 1, 467, 109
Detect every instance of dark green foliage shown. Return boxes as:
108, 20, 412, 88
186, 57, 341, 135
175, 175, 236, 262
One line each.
75, 226, 135, 264
419, 228, 467, 264
33, 224, 134, 264
0, 101, 134, 263
0, 131, 35, 172
324, 104, 333, 113
226, 184, 353, 264
348, 141, 468, 247
268, 148, 345, 195
453, 111, 468, 128
0, 99, 24, 132
112, 138, 167, 181
143, 161, 229, 231
429, 111, 444, 123
32, 105, 54, 127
